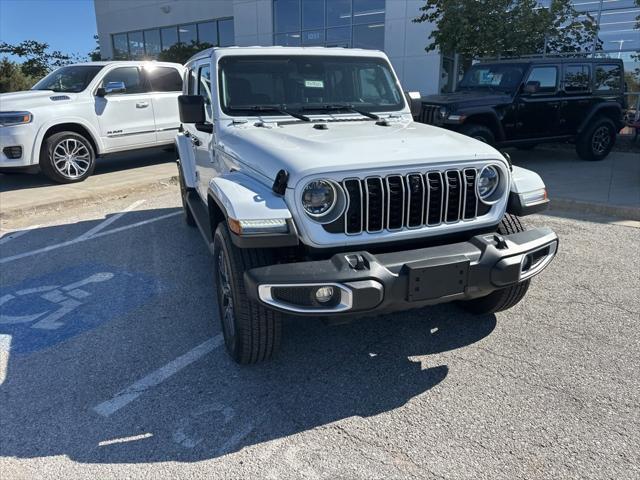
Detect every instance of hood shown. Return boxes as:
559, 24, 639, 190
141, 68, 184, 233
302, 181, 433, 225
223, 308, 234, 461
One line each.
221, 119, 504, 186
0, 90, 77, 110
421, 91, 512, 109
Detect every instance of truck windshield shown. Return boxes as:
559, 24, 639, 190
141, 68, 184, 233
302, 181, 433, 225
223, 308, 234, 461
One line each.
32, 65, 105, 93
458, 64, 525, 93
219, 55, 405, 116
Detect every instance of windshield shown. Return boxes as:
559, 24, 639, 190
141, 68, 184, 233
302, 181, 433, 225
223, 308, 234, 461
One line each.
219, 55, 405, 116
32, 65, 105, 93
458, 64, 526, 93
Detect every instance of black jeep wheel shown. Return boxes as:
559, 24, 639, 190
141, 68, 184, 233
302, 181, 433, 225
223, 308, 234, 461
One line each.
178, 163, 196, 227
40, 131, 96, 183
458, 213, 530, 315
576, 116, 617, 161
459, 124, 496, 145
213, 223, 282, 364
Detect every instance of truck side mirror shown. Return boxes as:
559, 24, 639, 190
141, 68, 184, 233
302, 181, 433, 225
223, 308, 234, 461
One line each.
97, 81, 126, 97
178, 95, 206, 124
405, 91, 422, 117
523, 81, 540, 94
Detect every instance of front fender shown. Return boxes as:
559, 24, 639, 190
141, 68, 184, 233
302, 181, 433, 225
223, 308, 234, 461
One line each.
34, 116, 104, 160
577, 102, 624, 133
175, 133, 196, 188
508, 166, 549, 216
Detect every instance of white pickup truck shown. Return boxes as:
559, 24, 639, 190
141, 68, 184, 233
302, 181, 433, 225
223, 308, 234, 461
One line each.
175, 46, 558, 364
0, 61, 183, 183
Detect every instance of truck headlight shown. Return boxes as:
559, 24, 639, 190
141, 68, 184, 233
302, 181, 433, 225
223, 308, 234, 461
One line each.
0, 111, 33, 127
478, 165, 500, 199
302, 179, 337, 217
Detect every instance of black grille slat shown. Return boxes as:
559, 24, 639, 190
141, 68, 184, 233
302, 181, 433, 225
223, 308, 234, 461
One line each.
463, 169, 478, 220
406, 174, 425, 228
445, 170, 462, 222
386, 176, 404, 230
343, 179, 363, 234
426, 172, 444, 225
365, 178, 384, 232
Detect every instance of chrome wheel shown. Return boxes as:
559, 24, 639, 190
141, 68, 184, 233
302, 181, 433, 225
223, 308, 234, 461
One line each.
217, 248, 236, 343
52, 138, 91, 179
591, 126, 611, 155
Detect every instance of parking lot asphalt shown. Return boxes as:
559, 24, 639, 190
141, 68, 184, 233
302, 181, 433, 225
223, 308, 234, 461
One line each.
1, 187, 639, 479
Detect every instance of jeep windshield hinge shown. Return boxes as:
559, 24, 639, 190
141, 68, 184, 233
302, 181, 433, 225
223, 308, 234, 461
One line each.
272, 169, 289, 195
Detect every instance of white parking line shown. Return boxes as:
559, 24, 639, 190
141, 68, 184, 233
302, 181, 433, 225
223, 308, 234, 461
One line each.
93, 334, 223, 417
76, 200, 146, 241
0, 334, 11, 385
0, 211, 181, 265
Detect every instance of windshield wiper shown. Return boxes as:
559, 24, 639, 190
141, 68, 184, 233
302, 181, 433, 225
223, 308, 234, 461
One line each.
248, 105, 310, 122
302, 104, 380, 121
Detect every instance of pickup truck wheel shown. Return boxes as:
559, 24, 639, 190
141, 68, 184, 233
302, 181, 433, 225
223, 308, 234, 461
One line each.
458, 213, 530, 314
576, 116, 617, 161
459, 124, 495, 145
178, 165, 196, 227
40, 132, 96, 183
213, 223, 282, 364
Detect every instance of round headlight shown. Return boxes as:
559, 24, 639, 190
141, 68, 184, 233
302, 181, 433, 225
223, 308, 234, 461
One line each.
478, 165, 500, 199
302, 180, 337, 217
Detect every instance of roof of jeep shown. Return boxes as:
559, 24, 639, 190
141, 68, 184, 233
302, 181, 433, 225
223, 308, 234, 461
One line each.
185, 46, 386, 65
475, 57, 623, 66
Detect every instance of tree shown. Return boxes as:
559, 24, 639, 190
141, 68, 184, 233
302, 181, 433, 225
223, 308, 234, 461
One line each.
157, 41, 213, 64
89, 35, 102, 61
414, 0, 599, 61
0, 40, 80, 79
0, 58, 35, 93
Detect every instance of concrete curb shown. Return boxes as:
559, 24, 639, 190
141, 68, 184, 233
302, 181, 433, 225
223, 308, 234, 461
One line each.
0, 175, 178, 223
550, 197, 640, 221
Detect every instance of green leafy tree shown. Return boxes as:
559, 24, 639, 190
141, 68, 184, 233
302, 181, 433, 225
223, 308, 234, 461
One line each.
0, 57, 36, 93
0, 40, 81, 78
157, 41, 213, 64
414, 0, 599, 61
89, 35, 102, 61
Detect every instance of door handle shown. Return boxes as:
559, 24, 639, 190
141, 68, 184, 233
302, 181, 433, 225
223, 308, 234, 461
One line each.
136, 102, 149, 108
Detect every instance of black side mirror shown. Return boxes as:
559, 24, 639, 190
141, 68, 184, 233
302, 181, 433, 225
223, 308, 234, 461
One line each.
404, 91, 422, 117
178, 95, 206, 124
523, 81, 540, 94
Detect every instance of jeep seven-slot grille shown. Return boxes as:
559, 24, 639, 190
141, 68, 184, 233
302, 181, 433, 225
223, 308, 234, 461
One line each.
418, 104, 440, 125
341, 169, 479, 235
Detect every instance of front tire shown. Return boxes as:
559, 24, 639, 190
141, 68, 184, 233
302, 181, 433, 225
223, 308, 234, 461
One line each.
40, 132, 96, 183
459, 124, 496, 145
576, 116, 617, 161
458, 214, 530, 315
213, 223, 282, 364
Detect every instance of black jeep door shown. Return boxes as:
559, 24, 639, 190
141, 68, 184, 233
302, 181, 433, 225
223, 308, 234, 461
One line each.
515, 65, 560, 139
558, 63, 592, 134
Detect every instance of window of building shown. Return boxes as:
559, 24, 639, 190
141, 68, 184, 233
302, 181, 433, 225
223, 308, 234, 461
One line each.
179, 24, 197, 45
128, 31, 145, 59
102, 67, 146, 94
144, 29, 161, 57
526, 67, 558, 93
161, 26, 178, 51
563, 64, 590, 92
219, 19, 235, 47
594, 64, 622, 91
274, 0, 385, 50
112, 33, 128, 60
147, 67, 183, 92
198, 21, 218, 46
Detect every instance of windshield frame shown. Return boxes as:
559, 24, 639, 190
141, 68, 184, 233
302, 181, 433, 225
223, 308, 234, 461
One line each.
217, 55, 407, 117
457, 63, 527, 94
32, 65, 105, 93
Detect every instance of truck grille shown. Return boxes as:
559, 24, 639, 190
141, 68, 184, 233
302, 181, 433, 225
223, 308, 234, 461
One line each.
341, 169, 479, 235
417, 104, 440, 125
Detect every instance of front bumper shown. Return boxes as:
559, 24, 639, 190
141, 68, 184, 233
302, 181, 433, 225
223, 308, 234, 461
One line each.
245, 227, 558, 316
0, 124, 37, 167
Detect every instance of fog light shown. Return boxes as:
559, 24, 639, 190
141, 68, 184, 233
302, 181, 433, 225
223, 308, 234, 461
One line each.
315, 286, 334, 303
3, 146, 22, 159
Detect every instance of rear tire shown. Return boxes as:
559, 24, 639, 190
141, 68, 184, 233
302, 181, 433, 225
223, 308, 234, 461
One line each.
213, 223, 282, 364
458, 213, 530, 314
459, 124, 496, 145
40, 131, 96, 183
576, 116, 616, 161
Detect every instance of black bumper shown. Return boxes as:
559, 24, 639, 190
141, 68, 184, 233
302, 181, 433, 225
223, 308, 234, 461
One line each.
244, 227, 558, 316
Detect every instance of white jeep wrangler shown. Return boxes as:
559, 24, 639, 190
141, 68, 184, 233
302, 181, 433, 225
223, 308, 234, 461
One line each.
0, 61, 183, 183
176, 47, 558, 364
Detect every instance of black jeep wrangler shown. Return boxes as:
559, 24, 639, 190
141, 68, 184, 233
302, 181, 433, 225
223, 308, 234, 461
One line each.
418, 58, 626, 161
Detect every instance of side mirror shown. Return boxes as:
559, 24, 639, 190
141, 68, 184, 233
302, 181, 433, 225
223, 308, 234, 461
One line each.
405, 91, 422, 117
97, 81, 126, 97
178, 95, 206, 124
523, 81, 540, 94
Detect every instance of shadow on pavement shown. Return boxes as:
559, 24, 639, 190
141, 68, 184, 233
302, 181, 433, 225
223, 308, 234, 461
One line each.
0, 207, 497, 464
0, 147, 175, 193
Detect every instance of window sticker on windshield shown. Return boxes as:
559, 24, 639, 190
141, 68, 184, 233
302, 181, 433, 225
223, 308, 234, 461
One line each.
305, 80, 324, 88
479, 71, 503, 86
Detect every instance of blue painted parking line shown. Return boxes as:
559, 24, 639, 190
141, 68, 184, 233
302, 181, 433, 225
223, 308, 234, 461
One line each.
0, 264, 162, 354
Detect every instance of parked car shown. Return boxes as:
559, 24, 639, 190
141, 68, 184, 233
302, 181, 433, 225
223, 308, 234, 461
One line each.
175, 46, 558, 364
418, 58, 626, 161
0, 61, 184, 183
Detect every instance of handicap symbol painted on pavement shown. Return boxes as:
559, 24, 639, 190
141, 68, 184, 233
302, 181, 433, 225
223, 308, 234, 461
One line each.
0, 264, 162, 354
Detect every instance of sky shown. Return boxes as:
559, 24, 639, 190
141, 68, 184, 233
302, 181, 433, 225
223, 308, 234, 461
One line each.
0, 0, 97, 60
